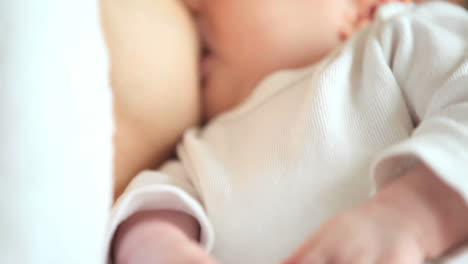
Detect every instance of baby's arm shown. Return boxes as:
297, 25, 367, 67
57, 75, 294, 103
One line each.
286, 3, 468, 263
285, 163, 468, 264
107, 162, 216, 264
101, 0, 201, 198
373, 163, 468, 258
112, 210, 216, 264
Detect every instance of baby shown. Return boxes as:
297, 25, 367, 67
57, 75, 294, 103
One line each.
107, 0, 468, 263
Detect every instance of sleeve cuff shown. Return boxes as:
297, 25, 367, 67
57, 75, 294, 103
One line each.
370, 120, 468, 202
105, 172, 214, 264
370, 124, 468, 263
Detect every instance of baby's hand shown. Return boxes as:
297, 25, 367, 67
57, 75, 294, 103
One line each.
283, 201, 425, 264
285, 162, 468, 264
113, 211, 217, 264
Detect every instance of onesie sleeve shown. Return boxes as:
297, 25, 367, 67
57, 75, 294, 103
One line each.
105, 161, 214, 263
370, 1, 468, 198
369, 3, 468, 259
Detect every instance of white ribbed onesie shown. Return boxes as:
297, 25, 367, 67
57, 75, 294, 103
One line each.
109, 2, 468, 263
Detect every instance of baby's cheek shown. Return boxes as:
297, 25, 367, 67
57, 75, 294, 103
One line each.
202, 78, 234, 120
201, 67, 250, 120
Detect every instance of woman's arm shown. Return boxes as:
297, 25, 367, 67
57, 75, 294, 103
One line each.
101, 0, 201, 198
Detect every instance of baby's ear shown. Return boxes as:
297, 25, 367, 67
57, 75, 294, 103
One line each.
339, 0, 370, 41
339, 6, 359, 41
339, 0, 410, 41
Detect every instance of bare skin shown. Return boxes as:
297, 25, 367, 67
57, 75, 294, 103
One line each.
101, 0, 201, 198
112, 210, 216, 264
283, 163, 468, 264
101, 0, 216, 262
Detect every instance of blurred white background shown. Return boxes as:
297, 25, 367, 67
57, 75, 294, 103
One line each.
0, 0, 113, 263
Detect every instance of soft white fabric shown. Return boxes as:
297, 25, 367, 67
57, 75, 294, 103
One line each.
109, 2, 468, 264
0, 0, 113, 264
108, 162, 215, 252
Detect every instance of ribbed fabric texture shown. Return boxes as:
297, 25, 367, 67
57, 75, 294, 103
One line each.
109, 2, 468, 263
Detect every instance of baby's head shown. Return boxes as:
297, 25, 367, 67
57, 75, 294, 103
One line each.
183, 0, 403, 119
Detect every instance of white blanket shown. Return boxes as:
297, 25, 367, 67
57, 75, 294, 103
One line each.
0, 1, 113, 263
